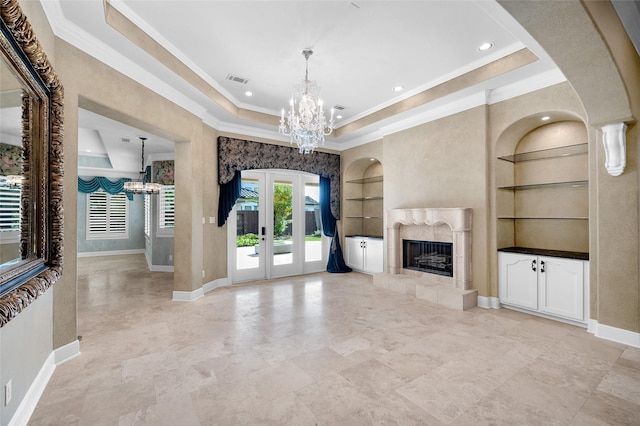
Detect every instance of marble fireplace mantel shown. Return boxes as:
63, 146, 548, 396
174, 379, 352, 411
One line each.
386, 207, 473, 290
375, 207, 476, 311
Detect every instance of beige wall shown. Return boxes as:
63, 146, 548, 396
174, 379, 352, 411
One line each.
501, 0, 640, 334
342, 107, 490, 296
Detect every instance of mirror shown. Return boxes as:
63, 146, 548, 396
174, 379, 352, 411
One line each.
0, 0, 64, 326
0, 63, 26, 269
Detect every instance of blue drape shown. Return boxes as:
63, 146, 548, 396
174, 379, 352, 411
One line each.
218, 171, 242, 227
78, 177, 133, 200
320, 176, 351, 273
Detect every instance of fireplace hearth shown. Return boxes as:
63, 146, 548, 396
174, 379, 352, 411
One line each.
403, 240, 453, 277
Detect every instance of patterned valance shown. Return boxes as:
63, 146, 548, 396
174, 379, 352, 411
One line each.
78, 177, 133, 201
218, 136, 341, 219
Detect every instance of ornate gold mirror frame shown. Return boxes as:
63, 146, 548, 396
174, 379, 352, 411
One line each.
0, 0, 63, 326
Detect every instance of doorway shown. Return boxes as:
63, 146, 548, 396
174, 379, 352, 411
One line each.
228, 170, 327, 282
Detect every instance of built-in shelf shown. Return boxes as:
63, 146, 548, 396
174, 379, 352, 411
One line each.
346, 176, 383, 184
498, 180, 588, 191
497, 143, 587, 163
346, 196, 384, 201
498, 216, 589, 220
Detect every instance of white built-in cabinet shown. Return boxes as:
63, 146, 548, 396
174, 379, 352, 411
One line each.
499, 251, 588, 324
346, 237, 384, 274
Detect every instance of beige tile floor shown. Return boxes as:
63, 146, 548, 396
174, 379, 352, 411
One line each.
29, 254, 640, 425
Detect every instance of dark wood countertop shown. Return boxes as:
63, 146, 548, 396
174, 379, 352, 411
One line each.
498, 246, 589, 261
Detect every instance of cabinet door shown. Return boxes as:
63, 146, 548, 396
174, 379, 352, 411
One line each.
499, 252, 538, 309
345, 237, 364, 270
364, 239, 384, 273
538, 257, 584, 321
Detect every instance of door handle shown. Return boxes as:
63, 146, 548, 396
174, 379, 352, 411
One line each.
261, 226, 266, 241
531, 259, 537, 272
540, 260, 545, 273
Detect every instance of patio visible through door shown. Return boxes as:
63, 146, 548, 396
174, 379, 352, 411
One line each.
228, 170, 326, 282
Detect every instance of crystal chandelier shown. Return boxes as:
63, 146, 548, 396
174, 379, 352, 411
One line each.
279, 49, 335, 154
124, 137, 161, 194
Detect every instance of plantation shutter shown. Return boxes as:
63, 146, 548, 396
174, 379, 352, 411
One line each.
87, 191, 129, 239
0, 177, 21, 232
159, 185, 175, 229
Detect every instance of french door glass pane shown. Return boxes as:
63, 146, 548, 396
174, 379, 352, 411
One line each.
305, 178, 322, 262
236, 177, 259, 270
273, 179, 293, 266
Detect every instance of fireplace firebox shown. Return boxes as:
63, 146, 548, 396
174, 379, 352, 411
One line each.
402, 239, 453, 277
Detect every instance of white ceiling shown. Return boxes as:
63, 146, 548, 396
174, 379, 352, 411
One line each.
35, 1, 575, 175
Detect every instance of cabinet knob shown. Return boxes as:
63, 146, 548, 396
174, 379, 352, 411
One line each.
531, 259, 537, 272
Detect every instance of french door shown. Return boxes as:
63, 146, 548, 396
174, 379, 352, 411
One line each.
228, 170, 327, 282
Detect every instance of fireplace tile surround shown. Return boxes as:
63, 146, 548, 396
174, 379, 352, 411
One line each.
373, 208, 477, 310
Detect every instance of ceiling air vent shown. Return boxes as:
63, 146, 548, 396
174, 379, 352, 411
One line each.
121, 137, 130, 143
333, 105, 346, 111
226, 74, 249, 84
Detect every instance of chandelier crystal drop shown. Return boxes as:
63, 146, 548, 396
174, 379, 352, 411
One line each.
124, 137, 161, 194
279, 49, 335, 154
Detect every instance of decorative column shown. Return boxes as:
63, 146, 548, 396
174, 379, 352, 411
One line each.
602, 122, 627, 176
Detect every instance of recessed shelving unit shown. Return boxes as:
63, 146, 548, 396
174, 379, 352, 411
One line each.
497, 143, 587, 163
498, 180, 588, 191
344, 160, 384, 239
346, 196, 384, 201
346, 176, 384, 184
497, 123, 589, 327
496, 122, 589, 254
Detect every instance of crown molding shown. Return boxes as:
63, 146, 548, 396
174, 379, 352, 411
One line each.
106, 0, 238, 105
342, 42, 526, 127
487, 68, 567, 105
40, 0, 208, 120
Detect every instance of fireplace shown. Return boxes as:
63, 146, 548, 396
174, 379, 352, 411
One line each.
403, 240, 453, 277
386, 208, 472, 290
374, 208, 476, 310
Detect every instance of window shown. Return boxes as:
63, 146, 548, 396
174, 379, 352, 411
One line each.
86, 190, 128, 239
158, 185, 175, 235
0, 176, 21, 243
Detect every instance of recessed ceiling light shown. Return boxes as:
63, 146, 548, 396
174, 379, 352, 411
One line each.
392, 86, 403, 92
336, 114, 343, 119
244, 91, 253, 97
85, 149, 91, 153
541, 116, 551, 121
370, 158, 375, 161
478, 42, 494, 51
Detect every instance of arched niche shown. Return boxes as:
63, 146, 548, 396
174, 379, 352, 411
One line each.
343, 157, 384, 238
496, 114, 589, 253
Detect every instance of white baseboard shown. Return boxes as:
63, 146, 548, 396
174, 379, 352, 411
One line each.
77, 249, 145, 258
10, 340, 82, 426
203, 277, 230, 294
588, 319, 640, 348
149, 265, 174, 272
477, 296, 500, 309
172, 288, 204, 302
54, 339, 81, 366
9, 352, 56, 426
